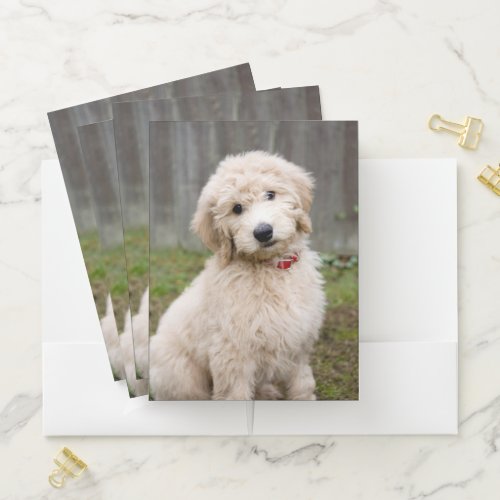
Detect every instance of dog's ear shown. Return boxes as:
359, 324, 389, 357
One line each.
191, 185, 219, 252
297, 212, 312, 234
287, 163, 314, 234
289, 165, 314, 213
216, 227, 234, 267
191, 181, 233, 265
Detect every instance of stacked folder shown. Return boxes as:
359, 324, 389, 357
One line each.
43, 63, 457, 434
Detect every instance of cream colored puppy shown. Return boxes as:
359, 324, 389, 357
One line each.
149, 151, 326, 400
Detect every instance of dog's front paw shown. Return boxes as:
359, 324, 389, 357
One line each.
212, 383, 255, 400
286, 363, 317, 400
303, 393, 316, 401
255, 383, 284, 400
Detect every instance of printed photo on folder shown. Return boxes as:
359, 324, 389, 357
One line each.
47, 63, 256, 385
112, 87, 322, 384
78, 120, 148, 396
147, 120, 359, 401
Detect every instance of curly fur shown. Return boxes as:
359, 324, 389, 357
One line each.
148, 151, 326, 400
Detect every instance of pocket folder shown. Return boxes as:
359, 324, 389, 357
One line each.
42, 158, 457, 435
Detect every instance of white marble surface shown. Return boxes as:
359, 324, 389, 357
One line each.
1, 0, 499, 498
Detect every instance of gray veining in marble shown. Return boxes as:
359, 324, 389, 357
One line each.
1, 0, 500, 498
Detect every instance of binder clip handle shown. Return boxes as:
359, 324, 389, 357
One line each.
48, 468, 67, 488
428, 114, 465, 134
428, 113, 483, 150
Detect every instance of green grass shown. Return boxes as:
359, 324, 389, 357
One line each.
123, 227, 149, 316
80, 231, 134, 331
79, 231, 109, 319
80, 228, 151, 331
313, 255, 358, 400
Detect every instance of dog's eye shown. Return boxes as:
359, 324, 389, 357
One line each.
265, 191, 275, 201
232, 204, 243, 215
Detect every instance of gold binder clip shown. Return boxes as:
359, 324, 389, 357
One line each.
428, 114, 483, 150
48, 447, 87, 488
477, 164, 500, 196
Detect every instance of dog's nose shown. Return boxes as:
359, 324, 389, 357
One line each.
253, 223, 273, 242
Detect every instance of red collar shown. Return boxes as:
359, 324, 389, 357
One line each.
267, 252, 300, 270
